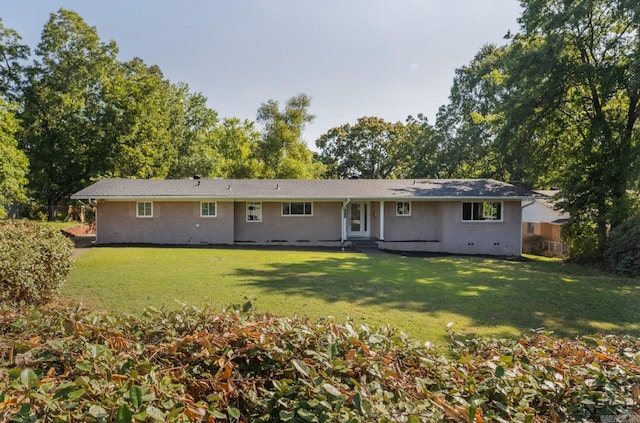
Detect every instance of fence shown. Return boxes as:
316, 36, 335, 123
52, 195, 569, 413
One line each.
8, 203, 90, 222
542, 240, 568, 256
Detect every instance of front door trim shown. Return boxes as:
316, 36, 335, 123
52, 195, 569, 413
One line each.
347, 201, 370, 238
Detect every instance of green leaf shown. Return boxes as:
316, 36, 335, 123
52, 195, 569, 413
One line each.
279, 410, 295, 421
495, 365, 505, 378
8, 368, 21, 379
145, 405, 165, 421
297, 408, 318, 421
75, 360, 91, 372
20, 368, 39, 389
209, 409, 227, 419
67, 388, 85, 400
322, 383, 342, 397
29, 392, 54, 407
133, 410, 147, 421
89, 404, 108, 419
228, 406, 241, 419
130, 385, 143, 410
242, 300, 252, 313
292, 359, 310, 378
117, 404, 133, 423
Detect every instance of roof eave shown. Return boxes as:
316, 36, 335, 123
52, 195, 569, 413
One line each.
71, 194, 529, 201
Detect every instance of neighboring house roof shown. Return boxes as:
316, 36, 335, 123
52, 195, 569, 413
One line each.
522, 190, 569, 224
71, 178, 531, 201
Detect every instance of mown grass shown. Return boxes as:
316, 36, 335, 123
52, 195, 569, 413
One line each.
63, 247, 640, 344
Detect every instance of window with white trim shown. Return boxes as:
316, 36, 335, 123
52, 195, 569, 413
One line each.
136, 202, 153, 218
396, 201, 411, 216
247, 202, 262, 222
282, 202, 312, 216
201, 202, 216, 217
462, 202, 502, 221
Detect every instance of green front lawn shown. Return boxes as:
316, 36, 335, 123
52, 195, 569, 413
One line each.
63, 247, 640, 344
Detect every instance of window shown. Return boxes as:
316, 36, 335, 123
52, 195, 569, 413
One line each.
282, 202, 312, 216
527, 222, 535, 233
396, 201, 411, 216
201, 202, 216, 217
137, 202, 153, 218
247, 202, 262, 222
462, 202, 502, 221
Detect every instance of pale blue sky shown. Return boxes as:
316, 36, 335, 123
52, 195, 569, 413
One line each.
2, 1, 522, 146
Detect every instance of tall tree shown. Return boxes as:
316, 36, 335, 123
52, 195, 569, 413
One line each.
20, 9, 119, 218
315, 116, 409, 179
403, 114, 441, 178
0, 18, 29, 101
0, 98, 28, 217
167, 84, 221, 179
255, 94, 323, 178
216, 117, 261, 178
506, 0, 640, 253
106, 57, 177, 179
433, 45, 509, 180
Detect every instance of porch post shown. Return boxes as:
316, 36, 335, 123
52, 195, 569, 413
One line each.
379, 201, 384, 241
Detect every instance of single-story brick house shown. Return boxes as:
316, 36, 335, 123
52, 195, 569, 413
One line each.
71, 178, 530, 255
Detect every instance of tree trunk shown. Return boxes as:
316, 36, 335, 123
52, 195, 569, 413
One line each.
47, 197, 57, 222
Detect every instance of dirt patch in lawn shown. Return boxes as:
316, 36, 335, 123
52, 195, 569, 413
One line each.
61, 223, 96, 236
60, 224, 96, 257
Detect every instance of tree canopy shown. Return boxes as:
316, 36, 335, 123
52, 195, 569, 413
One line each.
255, 94, 324, 179
0, 9, 323, 219
432, 0, 640, 257
0, 98, 28, 218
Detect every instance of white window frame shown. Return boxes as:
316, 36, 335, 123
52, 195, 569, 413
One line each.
136, 201, 153, 218
246, 201, 262, 222
200, 201, 217, 217
396, 201, 411, 216
462, 201, 503, 222
282, 201, 313, 216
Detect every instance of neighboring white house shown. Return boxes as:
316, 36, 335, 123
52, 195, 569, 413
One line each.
72, 178, 531, 256
521, 190, 569, 256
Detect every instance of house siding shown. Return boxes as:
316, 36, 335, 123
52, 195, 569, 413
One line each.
233, 201, 342, 244
96, 201, 235, 245
440, 201, 522, 255
382, 201, 441, 241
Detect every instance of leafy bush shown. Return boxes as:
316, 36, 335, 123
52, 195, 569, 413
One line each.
522, 234, 545, 255
605, 215, 640, 277
0, 220, 74, 305
562, 220, 599, 263
1, 304, 639, 422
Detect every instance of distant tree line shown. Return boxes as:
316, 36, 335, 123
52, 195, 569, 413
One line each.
1, 2, 639, 261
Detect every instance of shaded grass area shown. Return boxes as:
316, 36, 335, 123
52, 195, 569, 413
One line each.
63, 247, 640, 344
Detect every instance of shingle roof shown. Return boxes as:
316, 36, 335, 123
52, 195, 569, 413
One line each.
71, 178, 530, 201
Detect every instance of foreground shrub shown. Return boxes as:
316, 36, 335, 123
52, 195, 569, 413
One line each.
605, 215, 640, 277
1, 304, 639, 422
0, 220, 74, 305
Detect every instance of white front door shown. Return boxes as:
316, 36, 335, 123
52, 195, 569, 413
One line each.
348, 202, 370, 238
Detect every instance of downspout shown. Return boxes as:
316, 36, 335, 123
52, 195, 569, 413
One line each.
341, 198, 351, 243
92, 199, 98, 245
